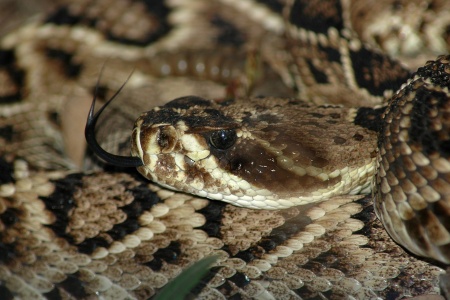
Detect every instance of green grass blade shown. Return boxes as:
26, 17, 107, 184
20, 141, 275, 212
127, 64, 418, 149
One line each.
154, 255, 219, 300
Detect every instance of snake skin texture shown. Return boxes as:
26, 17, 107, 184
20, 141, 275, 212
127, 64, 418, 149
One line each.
0, 0, 450, 299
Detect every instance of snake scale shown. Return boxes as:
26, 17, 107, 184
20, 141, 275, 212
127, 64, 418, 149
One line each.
1, 0, 450, 299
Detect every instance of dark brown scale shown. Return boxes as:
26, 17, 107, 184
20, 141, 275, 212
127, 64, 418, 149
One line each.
289, 0, 344, 35
0, 49, 25, 104
431, 177, 450, 195
353, 133, 364, 141
333, 136, 346, 145
45, 48, 82, 78
46, 1, 172, 47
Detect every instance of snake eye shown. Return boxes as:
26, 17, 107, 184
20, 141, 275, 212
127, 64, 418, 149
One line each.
209, 129, 237, 150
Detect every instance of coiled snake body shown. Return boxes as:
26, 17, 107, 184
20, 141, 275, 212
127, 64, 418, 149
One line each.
1, 0, 450, 299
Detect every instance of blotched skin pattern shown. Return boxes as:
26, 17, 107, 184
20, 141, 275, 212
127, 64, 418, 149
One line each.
0, 0, 450, 299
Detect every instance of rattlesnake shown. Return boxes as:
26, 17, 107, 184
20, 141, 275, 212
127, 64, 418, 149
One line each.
1, 0, 450, 299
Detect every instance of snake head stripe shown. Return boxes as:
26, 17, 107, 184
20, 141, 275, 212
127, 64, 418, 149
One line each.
130, 96, 379, 209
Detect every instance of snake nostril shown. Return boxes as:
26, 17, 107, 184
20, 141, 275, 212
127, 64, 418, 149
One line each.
157, 126, 178, 153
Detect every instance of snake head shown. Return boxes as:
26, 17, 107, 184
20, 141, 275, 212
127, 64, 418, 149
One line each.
131, 96, 246, 201
131, 96, 378, 209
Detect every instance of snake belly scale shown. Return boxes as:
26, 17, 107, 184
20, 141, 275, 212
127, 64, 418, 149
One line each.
1, 0, 450, 299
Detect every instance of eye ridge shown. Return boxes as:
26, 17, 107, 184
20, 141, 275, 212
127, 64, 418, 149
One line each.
208, 129, 237, 150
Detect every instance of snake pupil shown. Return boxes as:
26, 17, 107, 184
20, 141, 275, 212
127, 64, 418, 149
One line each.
209, 129, 237, 150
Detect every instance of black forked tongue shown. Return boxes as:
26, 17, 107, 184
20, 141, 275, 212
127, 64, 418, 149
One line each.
85, 73, 143, 168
